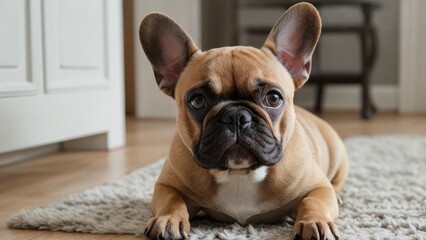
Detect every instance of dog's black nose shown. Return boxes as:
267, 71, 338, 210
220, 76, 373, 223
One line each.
221, 108, 252, 129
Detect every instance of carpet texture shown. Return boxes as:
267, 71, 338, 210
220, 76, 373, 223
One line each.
7, 136, 426, 239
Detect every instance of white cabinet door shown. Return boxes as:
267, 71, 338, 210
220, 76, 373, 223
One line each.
0, 0, 37, 97
43, 0, 109, 93
0, 0, 125, 153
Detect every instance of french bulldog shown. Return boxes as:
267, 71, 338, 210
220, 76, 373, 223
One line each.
139, 2, 349, 240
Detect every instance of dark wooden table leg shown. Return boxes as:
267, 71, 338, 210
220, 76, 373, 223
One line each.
368, 26, 378, 114
360, 4, 376, 119
314, 83, 324, 114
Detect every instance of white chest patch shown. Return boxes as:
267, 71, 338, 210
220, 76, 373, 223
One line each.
212, 166, 275, 225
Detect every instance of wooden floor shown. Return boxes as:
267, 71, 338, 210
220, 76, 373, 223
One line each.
1, 112, 426, 240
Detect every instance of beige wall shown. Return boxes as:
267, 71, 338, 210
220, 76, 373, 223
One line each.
202, 0, 399, 85
133, 0, 200, 118
399, 0, 426, 112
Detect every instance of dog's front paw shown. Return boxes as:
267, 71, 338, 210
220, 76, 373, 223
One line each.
293, 219, 339, 240
144, 215, 190, 240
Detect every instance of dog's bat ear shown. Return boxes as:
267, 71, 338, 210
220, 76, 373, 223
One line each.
139, 13, 199, 98
263, 3, 321, 90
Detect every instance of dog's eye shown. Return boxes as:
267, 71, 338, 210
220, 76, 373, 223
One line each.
189, 94, 206, 110
264, 91, 283, 108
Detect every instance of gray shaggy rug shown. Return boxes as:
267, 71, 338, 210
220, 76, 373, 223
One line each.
7, 136, 426, 239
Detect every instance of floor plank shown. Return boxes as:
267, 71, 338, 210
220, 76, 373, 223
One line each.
1, 113, 426, 239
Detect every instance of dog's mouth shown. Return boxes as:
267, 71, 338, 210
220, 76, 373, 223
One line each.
220, 144, 258, 170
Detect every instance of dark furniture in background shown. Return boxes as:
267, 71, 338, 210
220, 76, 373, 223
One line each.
230, 0, 380, 119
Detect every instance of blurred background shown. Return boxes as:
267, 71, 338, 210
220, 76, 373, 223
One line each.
126, 0, 424, 119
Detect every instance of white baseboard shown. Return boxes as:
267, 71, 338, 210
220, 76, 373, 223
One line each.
295, 84, 399, 111
0, 144, 59, 167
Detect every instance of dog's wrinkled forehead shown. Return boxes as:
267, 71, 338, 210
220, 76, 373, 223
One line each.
175, 46, 295, 102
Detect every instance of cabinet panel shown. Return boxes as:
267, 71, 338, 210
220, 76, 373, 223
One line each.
0, 0, 36, 97
0, 0, 125, 154
43, 0, 108, 93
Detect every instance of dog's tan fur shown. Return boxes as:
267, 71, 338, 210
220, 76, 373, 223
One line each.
140, 3, 348, 240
